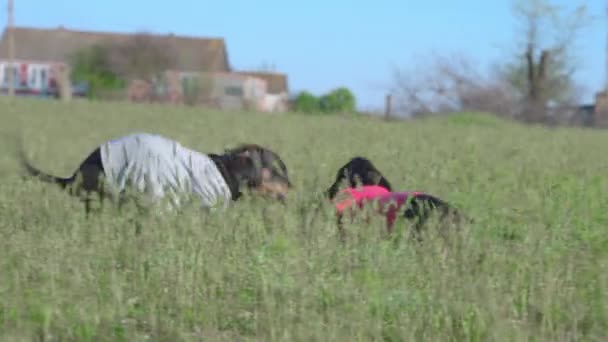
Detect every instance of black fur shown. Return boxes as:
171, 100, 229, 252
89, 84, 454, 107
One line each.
207, 153, 260, 201
18, 147, 106, 215
326, 156, 393, 199
399, 193, 459, 240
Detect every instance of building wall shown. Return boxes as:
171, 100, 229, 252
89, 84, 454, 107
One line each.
0, 60, 54, 92
260, 92, 289, 113
242, 77, 267, 103
0, 61, 284, 112
176, 72, 266, 111
211, 73, 268, 111
0, 60, 81, 96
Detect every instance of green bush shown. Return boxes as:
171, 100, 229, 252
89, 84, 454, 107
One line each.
70, 45, 124, 99
320, 87, 356, 113
293, 87, 357, 114
292, 91, 320, 113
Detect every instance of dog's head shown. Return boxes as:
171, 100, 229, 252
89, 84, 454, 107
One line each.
220, 144, 292, 202
225, 143, 292, 187
326, 156, 393, 200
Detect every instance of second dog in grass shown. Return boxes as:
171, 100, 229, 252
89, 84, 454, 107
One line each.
326, 156, 467, 239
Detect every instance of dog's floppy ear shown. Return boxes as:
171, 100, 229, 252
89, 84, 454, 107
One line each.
228, 143, 290, 182
262, 149, 290, 180
377, 176, 392, 191
226, 144, 261, 172
247, 149, 264, 177
232, 154, 251, 167
326, 166, 350, 199
234, 146, 292, 188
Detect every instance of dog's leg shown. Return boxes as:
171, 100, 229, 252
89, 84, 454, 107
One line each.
336, 216, 347, 243
77, 162, 104, 218
76, 148, 106, 217
97, 177, 106, 213
402, 198, 424, 242
18, 143, 109, 218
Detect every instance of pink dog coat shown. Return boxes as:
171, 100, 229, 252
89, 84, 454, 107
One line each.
333, 185, 424, 232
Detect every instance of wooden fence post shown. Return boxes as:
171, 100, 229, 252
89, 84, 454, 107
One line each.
384, 93, 392, 120
58, 65, 72, 102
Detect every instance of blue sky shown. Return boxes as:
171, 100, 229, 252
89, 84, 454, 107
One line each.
1, 0, 605, 110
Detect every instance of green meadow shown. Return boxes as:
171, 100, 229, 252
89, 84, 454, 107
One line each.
1, 97, 607, 341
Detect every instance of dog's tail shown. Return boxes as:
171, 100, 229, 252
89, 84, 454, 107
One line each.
16, 138, 75, 190
408, 193, 474, 225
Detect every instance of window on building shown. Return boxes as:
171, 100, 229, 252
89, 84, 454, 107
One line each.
225, 86, 243, 96
3, 66, 14, 85
30, 68, 37, 87
3, 66, 19, 85
19, 65, 27, 86
40, 69, 47, 88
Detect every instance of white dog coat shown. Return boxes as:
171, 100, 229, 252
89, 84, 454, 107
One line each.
99, 133, 232, 210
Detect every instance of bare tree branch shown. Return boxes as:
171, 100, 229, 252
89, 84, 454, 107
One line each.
391, 53, 520, 118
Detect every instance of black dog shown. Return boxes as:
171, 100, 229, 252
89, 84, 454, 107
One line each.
326, 156, 466, 238
18, 133, 291, 215
326, 156, 393, 199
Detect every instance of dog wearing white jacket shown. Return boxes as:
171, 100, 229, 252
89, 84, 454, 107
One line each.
18, 132, 291, 215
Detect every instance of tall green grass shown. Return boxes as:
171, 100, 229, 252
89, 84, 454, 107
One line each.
1, 97, 607, 341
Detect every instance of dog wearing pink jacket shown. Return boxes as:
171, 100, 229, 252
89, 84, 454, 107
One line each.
327, 157, 465, 239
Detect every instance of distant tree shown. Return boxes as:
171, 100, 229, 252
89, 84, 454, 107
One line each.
293, 91, 321, 113
106, 32, 178, 82
319, 87, 357, 113
501, 0, 590, 122
390, 53, 520, 118
292, 87, 358, 114
390, 0, 590, 125
70, 44, 124, 99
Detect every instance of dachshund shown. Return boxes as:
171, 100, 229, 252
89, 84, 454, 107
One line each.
18, 132, 292, 215
326, 156, 467, 240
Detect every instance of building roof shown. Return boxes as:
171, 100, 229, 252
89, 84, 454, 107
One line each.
0, 26, 230, 72
235, 71, 288, 94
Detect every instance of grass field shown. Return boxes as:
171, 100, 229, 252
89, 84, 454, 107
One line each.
1, 97, 608, 341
